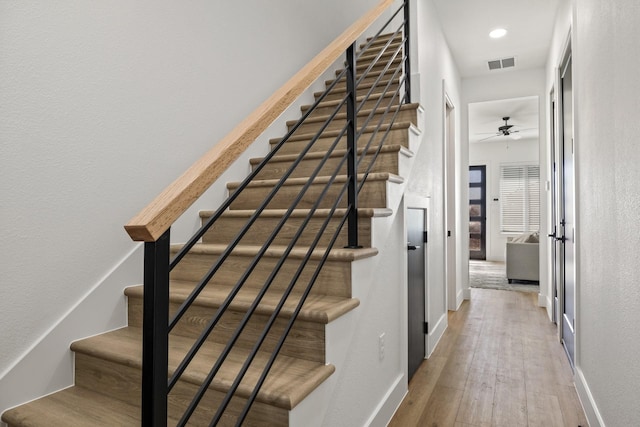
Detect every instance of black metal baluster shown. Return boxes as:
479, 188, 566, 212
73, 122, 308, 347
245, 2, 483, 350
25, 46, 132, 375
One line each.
403, 0, 411, 103
141, 228, 170, 426
345, 43, 361, 249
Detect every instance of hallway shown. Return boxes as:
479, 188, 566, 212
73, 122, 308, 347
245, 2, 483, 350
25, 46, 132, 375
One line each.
390, 289, 587, 426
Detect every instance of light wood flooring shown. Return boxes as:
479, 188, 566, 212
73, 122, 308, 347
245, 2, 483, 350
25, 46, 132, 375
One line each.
389, 288, 588, 427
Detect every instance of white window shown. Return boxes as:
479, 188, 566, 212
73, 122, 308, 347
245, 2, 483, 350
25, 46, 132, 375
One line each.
499, 164, 540, 233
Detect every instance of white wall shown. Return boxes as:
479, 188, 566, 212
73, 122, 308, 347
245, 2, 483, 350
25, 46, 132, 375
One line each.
469, 137, 539, 261
408, 0, 463, 319
562, 0, 640, 425
0, 0, 387, 413
462, 68, 548, 303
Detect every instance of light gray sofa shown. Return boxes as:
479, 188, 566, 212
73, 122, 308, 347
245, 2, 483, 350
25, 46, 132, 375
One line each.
506, 232, 539, 283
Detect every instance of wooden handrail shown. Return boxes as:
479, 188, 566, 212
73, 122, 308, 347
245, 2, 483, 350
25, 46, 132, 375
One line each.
124, 0, 395, 242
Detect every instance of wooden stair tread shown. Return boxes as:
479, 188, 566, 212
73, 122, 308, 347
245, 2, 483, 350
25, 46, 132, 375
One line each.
170, 242, 379, 262
71, 327, 335, 409
353, 56, 402, 71
362, 33, 402, 46
300, 91, 399, 113
270, 121, 412, 144
1, 386, 154, 427
285, 102, 420, 127
357, 42, 403, 61
324, 73, 400, 87
226, 172, 404, 189
126, 281, 359, 324
314, 77, 399, 98
249, 144, 409, 166
336, 58, 402, 76
199, 207, 393, 219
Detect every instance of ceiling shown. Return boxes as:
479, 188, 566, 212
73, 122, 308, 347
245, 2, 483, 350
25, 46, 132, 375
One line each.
430, 0, 558, 143
431, 0, 561, 78
468, 96, 539, 144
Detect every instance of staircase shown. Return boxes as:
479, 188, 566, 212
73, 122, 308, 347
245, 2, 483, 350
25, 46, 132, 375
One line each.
2, 32, 421, 426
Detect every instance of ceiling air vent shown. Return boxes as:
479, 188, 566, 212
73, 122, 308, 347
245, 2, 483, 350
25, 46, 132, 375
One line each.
488, 57, 516, 71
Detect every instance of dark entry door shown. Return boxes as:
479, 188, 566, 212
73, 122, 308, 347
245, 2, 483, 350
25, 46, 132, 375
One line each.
559, 53, 576, 367
469, 166, 487, 260
407, 208, 426, 380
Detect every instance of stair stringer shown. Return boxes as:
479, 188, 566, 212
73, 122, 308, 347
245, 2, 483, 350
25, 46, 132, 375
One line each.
288, 108, 424, 427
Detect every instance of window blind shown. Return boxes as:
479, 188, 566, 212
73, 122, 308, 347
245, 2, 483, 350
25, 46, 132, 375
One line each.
499, 164, 540, 233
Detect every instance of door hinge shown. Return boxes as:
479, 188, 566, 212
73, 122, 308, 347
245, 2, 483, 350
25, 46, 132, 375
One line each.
424, 322, 429, 334
423, 231, 428, 243
447, 230, 451, 237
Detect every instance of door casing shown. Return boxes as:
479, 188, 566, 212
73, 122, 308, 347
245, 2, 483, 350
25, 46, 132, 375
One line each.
444, 90, 457, 310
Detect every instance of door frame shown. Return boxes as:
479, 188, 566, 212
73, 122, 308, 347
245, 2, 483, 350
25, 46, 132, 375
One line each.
469, 165, 487, 260
405, 194, 430, 360
555, 31, 578, 367
443, 86, 458, 311
406, 206, 427, 379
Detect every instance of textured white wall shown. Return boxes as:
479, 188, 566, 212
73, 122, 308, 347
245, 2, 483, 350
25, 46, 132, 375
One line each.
469, 137, 539, 261
570, 0, 640, 425
0, 0, 384, 404
409, 0, 462, 322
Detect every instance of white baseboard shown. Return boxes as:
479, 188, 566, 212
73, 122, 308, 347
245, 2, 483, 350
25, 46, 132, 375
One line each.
545, 295, 554, 321
537, 293, 547, 308
366, 373, 406, 427
575, 367, 605, 427
428, 312, 448, 357
0, 245, 140, 416
455, 289, 465, 309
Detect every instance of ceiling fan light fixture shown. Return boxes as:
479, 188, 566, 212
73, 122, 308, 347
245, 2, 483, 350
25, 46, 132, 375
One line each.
510, 133, 522, 140
489, 28, 507, 39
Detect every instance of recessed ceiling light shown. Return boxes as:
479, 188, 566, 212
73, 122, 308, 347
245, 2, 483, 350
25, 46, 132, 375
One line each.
489, 28, 507, 39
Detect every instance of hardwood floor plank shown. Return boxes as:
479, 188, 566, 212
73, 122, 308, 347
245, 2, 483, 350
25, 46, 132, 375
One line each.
556, 384, 590, 427
389, 288, 588, 426
455, 368, 495, 426
417, 385, 464, 426
492, 375, 527, 427
526, 391, 564, 427
387, 356, 447, 427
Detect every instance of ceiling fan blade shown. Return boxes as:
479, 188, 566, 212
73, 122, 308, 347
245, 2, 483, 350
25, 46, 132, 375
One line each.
478, 134, 500, 142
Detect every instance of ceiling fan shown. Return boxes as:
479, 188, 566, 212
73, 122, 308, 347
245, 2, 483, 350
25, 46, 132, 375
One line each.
479, 116, 531, 141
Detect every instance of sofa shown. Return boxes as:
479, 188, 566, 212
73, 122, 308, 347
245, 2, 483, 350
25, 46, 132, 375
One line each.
506, 232, 539, 283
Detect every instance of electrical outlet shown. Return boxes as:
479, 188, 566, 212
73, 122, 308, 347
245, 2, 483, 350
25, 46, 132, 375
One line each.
379, 332, 385, 361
